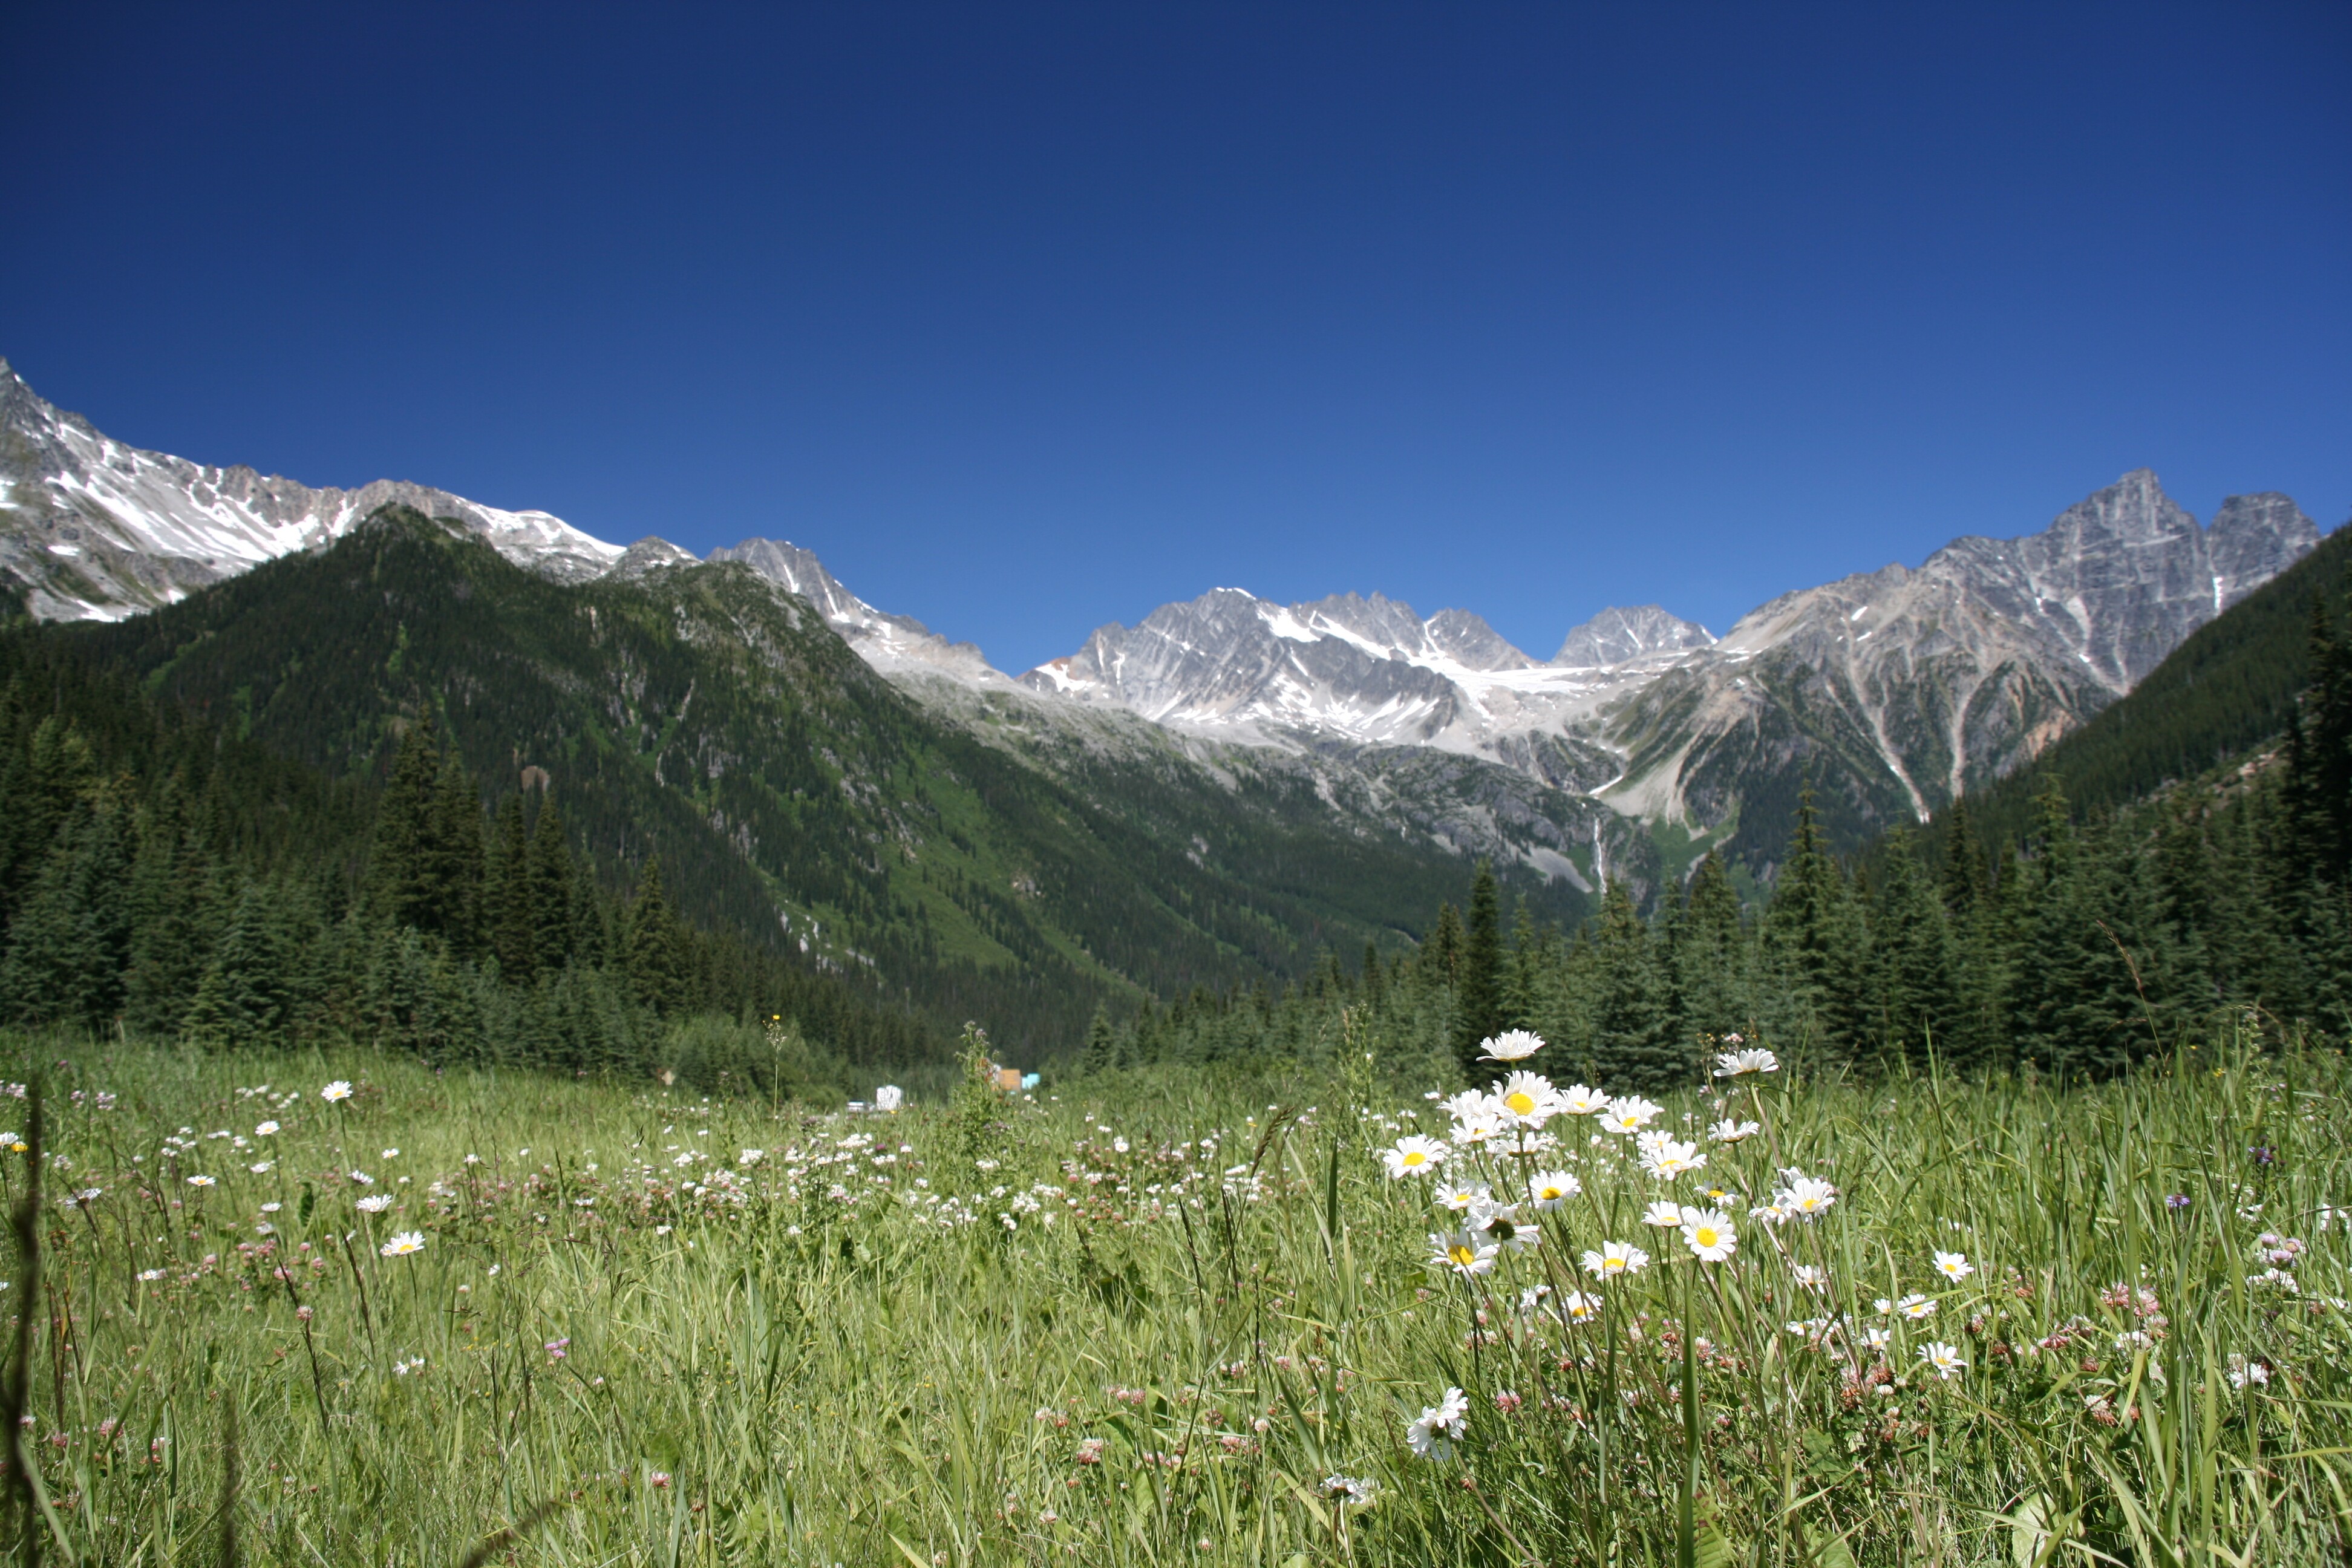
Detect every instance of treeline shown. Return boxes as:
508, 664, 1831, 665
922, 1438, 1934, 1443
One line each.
1086, 590, 2352, 1089
0, 639, 937, 1096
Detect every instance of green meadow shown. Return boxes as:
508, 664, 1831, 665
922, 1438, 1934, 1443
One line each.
0, 1020, 2345, 1567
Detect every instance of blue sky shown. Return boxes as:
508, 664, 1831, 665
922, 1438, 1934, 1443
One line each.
5, 3, 2346, 671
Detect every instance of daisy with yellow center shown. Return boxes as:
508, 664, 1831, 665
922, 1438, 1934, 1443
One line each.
1641, 1200, 1685, 1229
379, 1231, 427, 1258
1917, 1341, 1965, 1379
1526, 1170, 1580, 1209
1381, 1136, 1448, 1179
1495, 1070, 1557, 1127
1580, 1240, 1651, 1279
1430, 1230, 1499, 1278
1680, 1208, 1736, 1263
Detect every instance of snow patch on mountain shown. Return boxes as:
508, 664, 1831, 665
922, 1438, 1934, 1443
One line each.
0, 358, 619, 618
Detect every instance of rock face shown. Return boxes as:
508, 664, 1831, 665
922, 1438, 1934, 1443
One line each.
1019, 587, 1697, 791
705, 537, 1015, 688
1595, 471, 2323, 849
1553, 605, 1717, 668
0, 359, 619, 618
0, 354, 2325, 867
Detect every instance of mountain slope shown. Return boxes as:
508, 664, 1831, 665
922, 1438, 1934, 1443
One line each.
50, 506, 1586, 1057
0, 358, 619, 619
1936, 517, 2352, 853
1597, 471, 2322, 864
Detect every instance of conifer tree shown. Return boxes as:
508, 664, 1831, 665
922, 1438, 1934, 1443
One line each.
1868, 831, 1958, 1068
1453, 861, 1506, 1079
1425, 902, 1464, 995
1668, 851, 1749, 1048
626, 857, 687, 1016
526, 800, 577, 974
1591, 883, 1675, 1089
1764, 788, 1868, 1057
487, 793, 535, 984
186, 880, 296, 1047
0, 796, 134, 1031
1081, 1005, 1117, 1074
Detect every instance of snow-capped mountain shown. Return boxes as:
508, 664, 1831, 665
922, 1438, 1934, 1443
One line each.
705, 537, 1019, 689
1598, 470, 2321, 835
0, 358, 620, 618
1020, 588, 1713, 789
1016, 471, 2322, 849
1, 354, 2326, 871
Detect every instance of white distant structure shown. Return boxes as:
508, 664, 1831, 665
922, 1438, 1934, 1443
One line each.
875, 1085, 904, 1113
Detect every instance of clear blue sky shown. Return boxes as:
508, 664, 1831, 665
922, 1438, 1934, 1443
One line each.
5, 3, 2347, 672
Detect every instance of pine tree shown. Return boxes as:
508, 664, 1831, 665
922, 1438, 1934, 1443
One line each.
1590, 883, 1676, 1089
0, 795, 134, 1030
186, 880, 296, 1047
1425, 902, 1464, 995
1764, 788, 1868, 1058
1671, 851, 1751, 1047
369, 717, 443, 932
526, 801, 577, 975
1868, 831, 1958, 1069
1081, 1005, 1117, 1074
488, 793, 535, 984
1453, 861, 1506, 1079
626, 857, 686, 1016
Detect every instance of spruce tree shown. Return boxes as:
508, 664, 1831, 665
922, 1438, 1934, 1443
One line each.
1425, 902, 1464, 995
525, 801, 577, 974
1868, 831, 1958, 1069
487, 793, 535, 984
1672, 851, 1751, 1046
186, 881, 296, 1047
626, 857, 687, 1016
1764, 788, 1868, 1059
1453, 861, 1506, 1079
1081, 1005, 1117, 1074
1590, 883, 1676, 1089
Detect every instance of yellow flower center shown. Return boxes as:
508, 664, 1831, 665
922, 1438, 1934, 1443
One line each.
1402, 1151, 1425, 1167
1693, 1226, 1720, 1247
1504, 1091, 1536, 1116
1448, 1246, 1477, 1267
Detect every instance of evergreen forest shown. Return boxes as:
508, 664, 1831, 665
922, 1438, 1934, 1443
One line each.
2, 503, 2346, 1099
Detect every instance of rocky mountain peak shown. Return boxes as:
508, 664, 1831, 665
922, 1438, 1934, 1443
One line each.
1552, 605, 1716, 668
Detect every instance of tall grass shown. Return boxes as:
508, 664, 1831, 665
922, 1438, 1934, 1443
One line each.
0, 1019, 2344, 1565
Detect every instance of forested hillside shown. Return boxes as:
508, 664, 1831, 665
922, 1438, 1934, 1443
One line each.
0, 506, 1578, 1077
1088, 552, 2352, 1087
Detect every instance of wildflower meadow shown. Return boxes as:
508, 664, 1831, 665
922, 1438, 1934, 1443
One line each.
0, 1017, 2347, 1566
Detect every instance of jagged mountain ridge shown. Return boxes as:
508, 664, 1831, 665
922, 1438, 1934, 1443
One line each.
0, 356, 2325, 874
1599, 471, 2322, 855
0, 359, 619, 618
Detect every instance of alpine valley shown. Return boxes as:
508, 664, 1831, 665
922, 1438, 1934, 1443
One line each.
0, 356, 2331, 1059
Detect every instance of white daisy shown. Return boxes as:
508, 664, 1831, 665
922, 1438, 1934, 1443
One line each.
1477, 1030, 1546, 1062
1680, 1209, 1736, 1263
1405, 1387, 1469, 1459
1525, 1169, 1580, 1209
1430, 1230, 1500, 1278
1640, 1199, 1686, 1229
1382, 1135, 1449, 1179
379, 1231, 426, 1258
1602, 1097, 1664, 1135
1917, 1341, 1965, 1379
1713, 1048, 1780, 1077
1933, 1250, 1975, 1282
1639, 1137, 1706, 1180
1494, 1070, 1558, 1127
1707, 1119, 1762, 1143
1581, 1240, 1651, 1280
1556, 1083, 1610, 1117
321, 1081, 353, 1103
